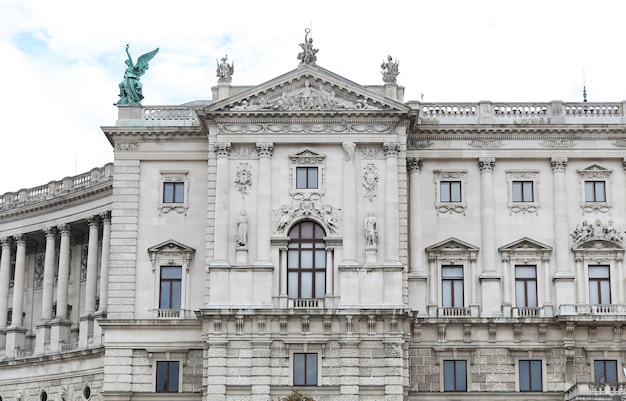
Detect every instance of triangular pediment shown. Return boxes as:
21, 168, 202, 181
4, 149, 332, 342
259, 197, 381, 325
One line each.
498, 237, 552, 253
205, 65, 409, 114
426, 237, 479, 254
289, 147, 325, 163
148, 239, 196, 255
577, 163, 612, 176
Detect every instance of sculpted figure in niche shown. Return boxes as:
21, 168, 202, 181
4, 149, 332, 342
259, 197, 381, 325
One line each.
236, 210, 248, 246
216, 55, 234, 83
364, 212, 378, 247
115, 44, 159, 105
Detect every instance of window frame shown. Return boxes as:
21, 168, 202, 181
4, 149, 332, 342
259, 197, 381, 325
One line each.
434, 170, 467, 214
515, 265, 538, 308
577, 164, 612, 213
293, 353, 319, 386
442, 265, 464, 308
443, 359, 467, 392
594, 359, 618, 383
506, 170, 539, 214
155, 360, 180, 393
158, 170, 190, 215
287, 221, 326, 300
588, 265, 611, 305
518, 359, 543, 392
296, 167, 319, 189
289, 148, 326, 192
159, 265, 182, 309
163, 182, 185, 203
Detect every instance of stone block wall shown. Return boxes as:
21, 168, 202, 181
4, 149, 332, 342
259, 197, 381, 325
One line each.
0, 373, 103, 401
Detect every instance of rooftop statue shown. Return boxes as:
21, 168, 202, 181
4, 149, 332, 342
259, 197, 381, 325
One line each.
297, 28, 318, 67
115, 44, 159, 105
216, 55, 234, 83
381, 55, 400, 84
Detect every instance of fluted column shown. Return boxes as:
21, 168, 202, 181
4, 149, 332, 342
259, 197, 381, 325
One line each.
36, 227, 56, 354
383, 143, 401, 265
213, 143, 231, 265
479, 158, 501, 317
428, 255, 437, 317
98, 212, 112, 312
6, 235, 26, 357
85, 216, 100, 313
0, 237, 12, 329
551, 158, 576, 306
255, 143, 273, 266
340, 142, 358, 265
407, 157, 424, 274
51, 224, 72, 352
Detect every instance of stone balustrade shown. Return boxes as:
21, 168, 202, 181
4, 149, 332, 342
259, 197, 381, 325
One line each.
565, 382, 626, 400
0, 163, 113, 210
557, 304, 626, 320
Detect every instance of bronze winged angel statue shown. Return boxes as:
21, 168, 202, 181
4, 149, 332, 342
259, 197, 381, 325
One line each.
115, 45, 159, 105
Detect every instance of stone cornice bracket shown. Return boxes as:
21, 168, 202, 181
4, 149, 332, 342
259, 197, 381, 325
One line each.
342, 142, 356, 162
550, 157, 568, 172
255, 142, 274, 158
215, 143, 232, 157
383, 142, 401, 157
478, 157, 495, 172
407, 157, 423, 173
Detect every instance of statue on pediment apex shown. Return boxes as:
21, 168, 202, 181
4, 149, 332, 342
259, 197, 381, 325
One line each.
297, 28, 318, 67
216, 55, 234, 83
381, 55, 399, 84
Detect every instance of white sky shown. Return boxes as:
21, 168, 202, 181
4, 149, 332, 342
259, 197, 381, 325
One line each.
2, 0, 626, 194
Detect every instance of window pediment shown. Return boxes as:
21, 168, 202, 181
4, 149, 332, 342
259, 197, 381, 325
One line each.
289, 148, 326, 165
426, 237, 479, 260
148, 240, 195, 271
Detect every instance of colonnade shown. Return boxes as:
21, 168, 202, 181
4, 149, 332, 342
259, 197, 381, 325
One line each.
0, 212, 111, 358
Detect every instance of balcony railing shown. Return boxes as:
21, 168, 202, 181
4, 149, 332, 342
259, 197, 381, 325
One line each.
0, 163, 113, 210
438, 307, 471, 317
60, 343, 78, 353
289, 298, 324, 309
153, 308, 196, 319
558, 304, 626, 316
512, 307, 543, 317
14, 348, 34, 358
565, 382, 626, 400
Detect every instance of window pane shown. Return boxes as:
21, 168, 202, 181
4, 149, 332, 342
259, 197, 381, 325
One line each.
300, 251, 313, 268
453, 280, 463, 307
315, 272, 325, 298
596, 181, 606, 202
442, 281, 452, 307
300, 272, 312, 298
308, 168, 318, 189
160, 282, 171, 309
516, 266, 536, 278
300, 222, 314, 238
288, 272, 299, 298
169, 362, 179, 392
156, 361, 168, 392
515, 281, 526, 307
523, 181, 534, 202
589, 265, 609, 278
161, 266, 182, 279
293, 354, 305, 385
451, 182, 461, 202
526, 281, 537, 307
455, 361, 467, 391
442, 266, 463, 278
171, 281, 181, 309
440, 182, 450, 202
306, 354, 318, 385
519, 360, 530, 391
530, 360, 542, 391
163, 183, 174, 203
315, 250, 326, 268
288, 250, 299, 267
443, 360, 455, 391
600, 280, 611, 304
605, 360, 618, 382
174, 183, 184, 203
512, 182, 522, 202
296, 168, 308, 189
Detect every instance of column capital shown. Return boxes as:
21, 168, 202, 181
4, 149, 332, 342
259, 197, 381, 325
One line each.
43, 226, 57, 239
100, 210, 112, 224
550, 157, 568, 172
255, 142, 274, 157
215, 142, 232, 157
407, 157, 423, 173
478, 157, 496, 172
14, 234, 26, 246
1, 236, 12, 248
87, 215, 100, 229
383, 142, 400, 157
58, 224, 71, 236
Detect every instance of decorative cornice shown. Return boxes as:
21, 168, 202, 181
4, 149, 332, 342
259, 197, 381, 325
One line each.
217, 121, 397, 135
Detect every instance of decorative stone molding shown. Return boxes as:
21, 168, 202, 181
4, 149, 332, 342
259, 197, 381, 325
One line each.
273, 192, 341, 234
550, 157, 568, 172
114, 142, 139, 151
577, 163, 612, 213
230, 146, 258, 159
342, 142, 356, 161
506, 170, 540, 214
406, 137, 434, 149
289, 148, 325, 165
478, 158, 495, 172
215, 143, 232, 157
158, 170, 190, 215
540, 138, 576, 148
468, 139, 504, 149
255, 142, 273, 157
362, 163, 379, 203
407, 157, 423, 173
218, 122, 395, 135
234, 163, 252, 197
383, 142, 400, 157
357, 146, 384, 159
433, 170, 467, 215
571, 219, 623, 245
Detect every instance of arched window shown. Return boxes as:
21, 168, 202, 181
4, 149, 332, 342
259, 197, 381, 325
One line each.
288, 221, 326, 299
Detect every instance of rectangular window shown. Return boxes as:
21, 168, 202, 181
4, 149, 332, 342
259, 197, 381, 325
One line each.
293, 353, 318, 386
442, 266, 464, 307
594, 360, 618, 383
156, 361, 179, 392
296, 167, 318, 189
163, 182, 184, 203
589, 265, 611, 304
515, 266, 538, 308
160, 266, 182, 309
440, 181, 461, 202
512, 181, 534, 202
443, 360, 467, 391
585, 181, 606, 202
519, 360, 542, 391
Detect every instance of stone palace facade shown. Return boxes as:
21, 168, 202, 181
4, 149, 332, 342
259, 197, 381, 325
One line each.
1, 40, 626, 401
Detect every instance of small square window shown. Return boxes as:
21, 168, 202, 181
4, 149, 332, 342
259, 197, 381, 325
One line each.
443, 360, 467, 391
585, 181, 606, 202
293, 353, 318, 386
512, 181, 534, 202
156, 361, 179, 392
440, 181, 461, 202
519, 360, 542, 391
163, 182, 185, 203
296, 167, 318, 189
594, 360, 618, 383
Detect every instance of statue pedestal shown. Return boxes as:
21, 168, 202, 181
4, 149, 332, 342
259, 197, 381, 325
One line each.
236, 247, 248, 265
365, 247, 377, 266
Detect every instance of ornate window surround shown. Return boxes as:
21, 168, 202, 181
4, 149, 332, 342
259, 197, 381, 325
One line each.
289, 148, 326, 194
148, 240, 195, 318
147, 350, 187, 393
433, 170, 467, 215
158, 170, 190, 215
506, 170, 540, 214
577, 163, 612, 213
